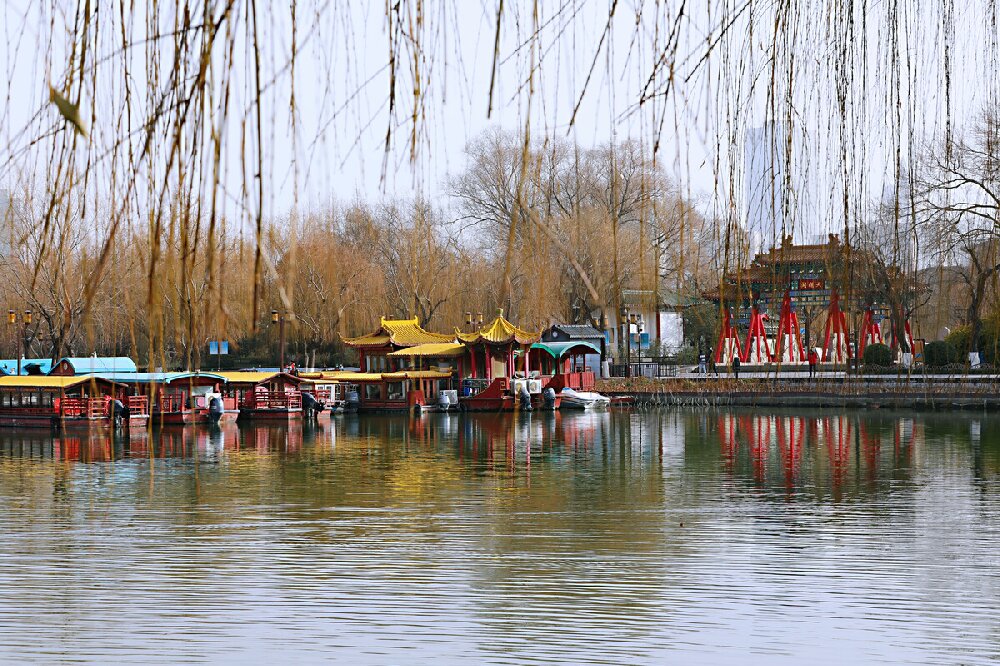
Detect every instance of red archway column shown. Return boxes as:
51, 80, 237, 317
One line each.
822, 289, 851, 363
858, 308, 882, 358
775, 290, 805, 363
744, 305, 773, 364
715, 308, 743, 363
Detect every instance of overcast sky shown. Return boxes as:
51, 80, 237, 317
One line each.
1, 1, 997, 246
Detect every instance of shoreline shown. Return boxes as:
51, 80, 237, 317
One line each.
597, 377, 1000, 411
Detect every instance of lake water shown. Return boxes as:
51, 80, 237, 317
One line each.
0, 409, 998, 665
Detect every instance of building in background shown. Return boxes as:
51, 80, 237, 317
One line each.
744, 122, 790, 251
606, 289, 697, 357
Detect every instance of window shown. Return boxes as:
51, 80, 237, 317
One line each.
365, 383, 381, 401
387, 382, 404, 401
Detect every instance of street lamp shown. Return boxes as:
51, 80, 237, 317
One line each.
620, 305, 631, 378
8, 309, 32, 376
465, 311, 473, 331
271, 309, 291, 371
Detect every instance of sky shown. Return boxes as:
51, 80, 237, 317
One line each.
1, 1, 997, 249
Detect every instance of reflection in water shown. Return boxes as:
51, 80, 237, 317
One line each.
0, 410, 998, 664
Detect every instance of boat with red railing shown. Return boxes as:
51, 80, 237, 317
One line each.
92, 372, 228, 426
216, 371, 303, 421
0, 375, 149, 429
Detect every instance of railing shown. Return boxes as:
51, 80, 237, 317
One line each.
243, 390, 302, 410
609, 362, 679, 378
127, 395, 149, 416
313, 385, 342, 403
560, 371, 596, 391
59, 397, 90, 418
59, 397, 110, 419
461, 378, 492, 396
156, 393, 188, 413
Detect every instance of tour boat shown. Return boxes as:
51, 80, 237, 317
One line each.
216, 371, 303, 421
559, 387, 611, 410
459, 377, 560, 412
0, 375, 149, 429
93, 371, 227, 426
296, 373, 350, 415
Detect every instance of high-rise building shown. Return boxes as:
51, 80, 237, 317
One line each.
744, 122, 789, 251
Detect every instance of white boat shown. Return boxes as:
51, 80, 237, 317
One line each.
559, 387, 611, 410
419, 389, 459, 413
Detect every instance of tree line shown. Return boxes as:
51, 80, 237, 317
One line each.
0, 129, 727, 369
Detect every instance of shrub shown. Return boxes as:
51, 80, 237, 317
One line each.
945, 326, 972, 354
675, 345, 699, 365
924, 340, 959, 367
862, 342, 893, 367
945, 323, 999, 365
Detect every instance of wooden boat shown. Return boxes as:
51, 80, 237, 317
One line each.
216, 371, 303, 421
296, 374, 350, 415
0, 375, 148, 429
459, 377, 561, 412
93, 371, 227, 426
418, 389, 459, 413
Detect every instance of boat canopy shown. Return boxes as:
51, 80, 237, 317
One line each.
91, 371, 226, 384
50, 357, 138, 375
386, 342, 466, 357
531, 340, 602, 359
0, 375, 117, 390
382, 370, 452, 380
215, 371, 302, 385
302, 369, 451, 383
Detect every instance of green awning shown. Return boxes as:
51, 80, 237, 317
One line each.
531, 341, 602, 359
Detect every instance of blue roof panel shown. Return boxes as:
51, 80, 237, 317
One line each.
0, 358, 54, 375
53, 357, 138, 374
91, 371, 226, 384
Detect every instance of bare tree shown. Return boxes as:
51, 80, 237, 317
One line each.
915, 109, 1000, 348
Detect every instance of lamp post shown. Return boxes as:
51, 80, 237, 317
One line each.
620, 305, 631, 378
8, 309, 32, 376
599, 312, 609, 370
465, 311, 473, 332
271, 309, 290, 371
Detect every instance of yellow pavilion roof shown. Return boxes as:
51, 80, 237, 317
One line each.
386, 342, 466, 358
299, 370, 380, 382
0, 375, 104, 389
382, 370, 453, 380
342, 317, 454, 349
300, 369, 453, 383
456, 310, 541, 346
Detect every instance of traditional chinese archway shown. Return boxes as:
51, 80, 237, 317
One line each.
744, 305, 773, 364
822, 289, 851, 363
715, 308, 743, 364
858, 307, 883, 358
774, 290, 805, 363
